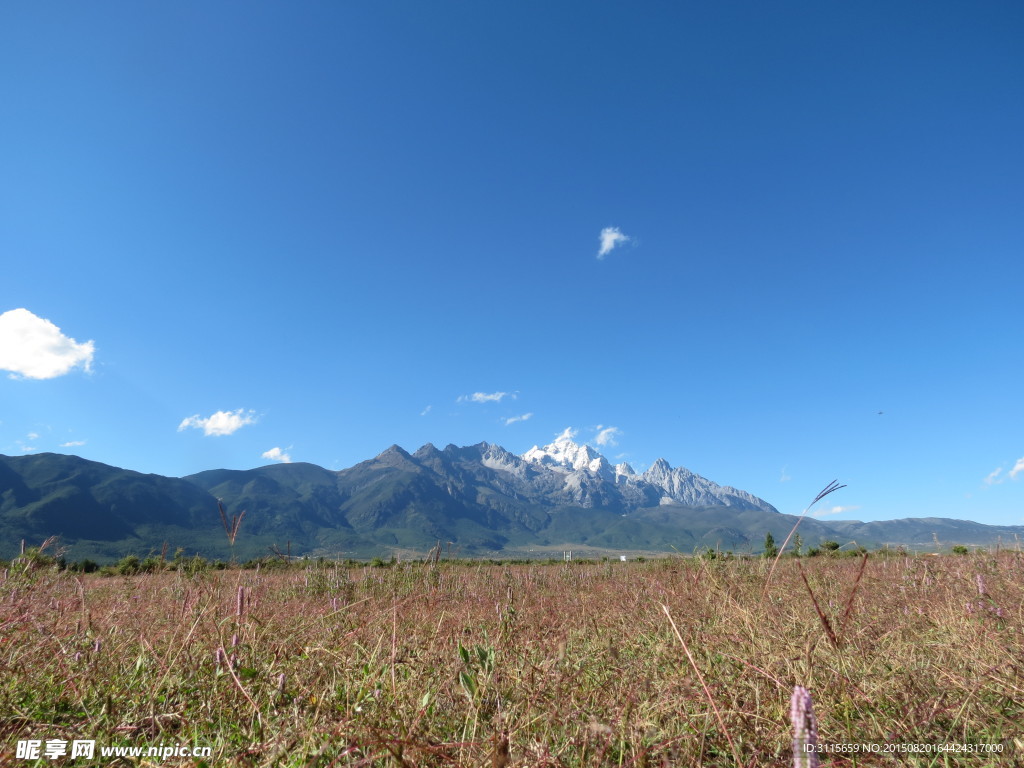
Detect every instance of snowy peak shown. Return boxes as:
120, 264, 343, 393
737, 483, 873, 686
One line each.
519, 436, 776, 513
522, 438, 607, 474
644, 457, 673, 481
643, 458, 696, 486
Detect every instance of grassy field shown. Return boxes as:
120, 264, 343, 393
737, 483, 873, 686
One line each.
1, 551, 1021, 766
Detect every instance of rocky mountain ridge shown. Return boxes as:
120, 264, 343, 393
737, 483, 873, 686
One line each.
517, 436, 777, 512
3, 443, 1022, 562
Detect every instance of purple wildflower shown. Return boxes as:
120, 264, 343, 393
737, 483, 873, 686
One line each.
791, 685, 820, 768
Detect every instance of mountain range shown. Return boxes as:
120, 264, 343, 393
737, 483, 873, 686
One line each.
2, 437, 1022, 562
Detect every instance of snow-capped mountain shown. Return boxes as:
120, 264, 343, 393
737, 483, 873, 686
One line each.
519, 436, 777, 513
5, 446, 1023, 563
522, 439, 612, 477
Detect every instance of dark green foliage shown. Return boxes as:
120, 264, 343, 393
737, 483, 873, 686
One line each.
174, 553, 211, 575
116, 555, 141, 575
762, 531, 778, 558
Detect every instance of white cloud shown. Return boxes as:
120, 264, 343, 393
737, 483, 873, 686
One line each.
813, 505, 861, 518
983, 467, 1004, 486
420, 405, 432, 416
178, 409, 257, 437
458, 391, 515, 404
0, 308, 95, 379
554, 427, 578, 443
26, 432, 40, 441
60, 440, 86, 447
20, 445, 36, 453
780, 466, 792, 483
504, 413, 533, 425
262, 446, 292, 463
597, 227, 630, 259
594, 425, 621, 447
1010, 458, 1024, 480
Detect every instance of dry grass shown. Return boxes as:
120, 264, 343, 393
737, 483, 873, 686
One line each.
1, 551, 1022, 766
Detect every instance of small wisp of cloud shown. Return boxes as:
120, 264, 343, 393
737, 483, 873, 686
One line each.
262, 446, 292, 463
60, 440, 87, 448
1009, 457, 1024, 480
594, 425, 621, 447
503, 413, 533, 426
597, 227, 631, 260
17, 431, 42, 452
457, 391, 515, 404
420, 405, 432, 416
780, 466, 792, 482
983, 457, 1024, 486
812, 505, 861, 518
983, 467, 1004, 486
0, 308, 95, 380
554, 427, 578, 443
178, 409, 257, 437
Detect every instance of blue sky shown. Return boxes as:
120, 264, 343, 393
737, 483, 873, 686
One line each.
2, 2, 1022, 526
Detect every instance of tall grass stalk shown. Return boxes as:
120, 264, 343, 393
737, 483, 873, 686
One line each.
763, 480, 846, 596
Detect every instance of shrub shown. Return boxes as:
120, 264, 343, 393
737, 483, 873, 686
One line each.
176, 554, 210, 575
116, 555, 141, 575
13, 547, 59, 573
